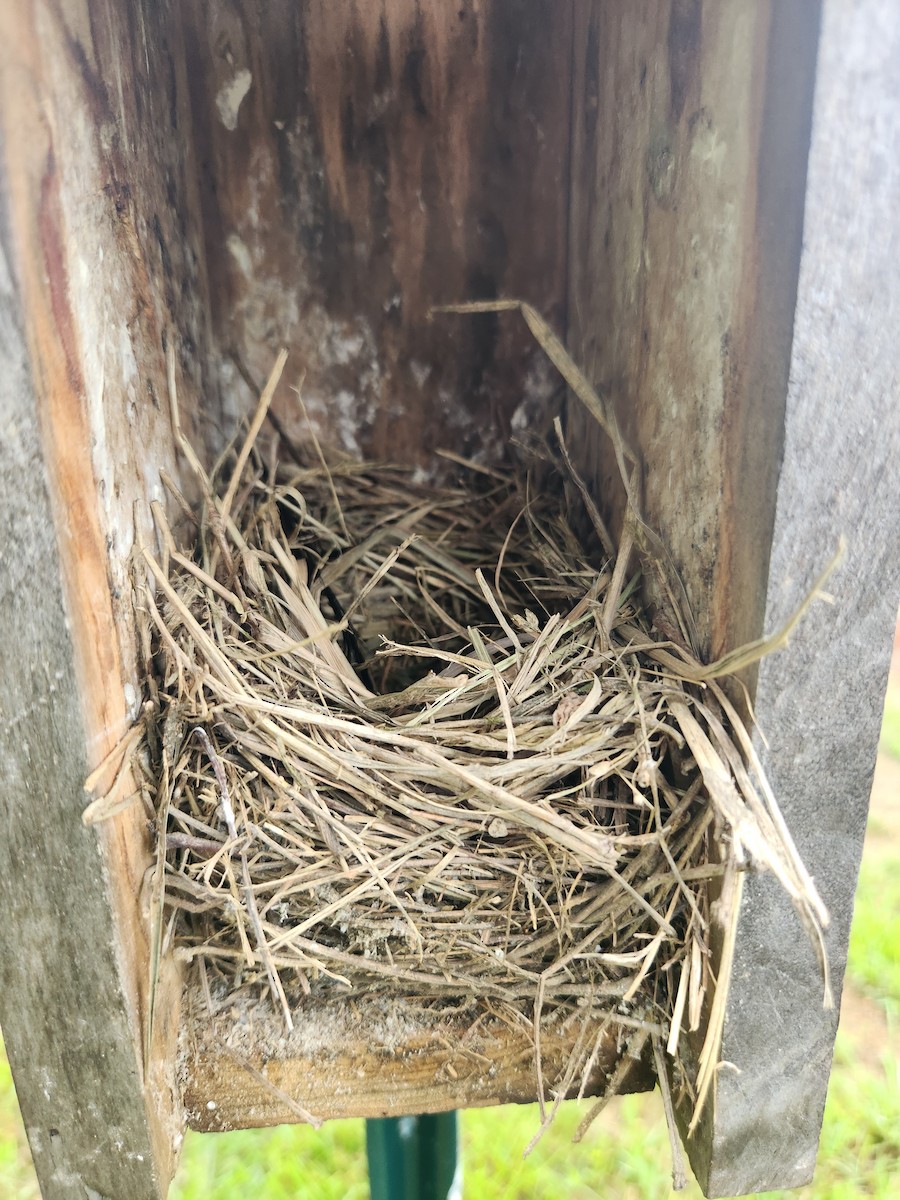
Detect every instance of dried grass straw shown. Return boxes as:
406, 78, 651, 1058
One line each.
90, 310, 834, 1152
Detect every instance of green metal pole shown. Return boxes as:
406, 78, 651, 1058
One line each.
365, 1112, 460, 1200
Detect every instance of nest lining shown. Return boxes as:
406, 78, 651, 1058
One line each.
89, 319, 830, 1151
149, 451, 711, 1007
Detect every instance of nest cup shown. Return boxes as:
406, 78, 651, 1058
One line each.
116, 322, 830, 1149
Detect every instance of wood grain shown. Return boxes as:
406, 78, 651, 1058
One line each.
0, 181, 165, 1200
181, 993, 647, 1131
0, 0, 212, 1194
178, 0, 573, 467
567, 0, 817, 668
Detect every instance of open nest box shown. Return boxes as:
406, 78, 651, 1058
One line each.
1, 4, 898, 1200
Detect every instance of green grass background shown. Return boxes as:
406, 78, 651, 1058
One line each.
2, 695, 898, 1199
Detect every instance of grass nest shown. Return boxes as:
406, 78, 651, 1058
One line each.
88, 309, 832, 1161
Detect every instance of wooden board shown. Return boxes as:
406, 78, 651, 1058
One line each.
180, 992, 642, 1131
178, 0, 573, 467
0, 1, 212, 1195
567, 0, 819, 667
696, 0, 900, 1192
0, 205, 166, 1200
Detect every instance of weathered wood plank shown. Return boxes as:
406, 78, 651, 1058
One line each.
180, 993, 641, 1131
178, 0, 573, 467
0, 1, 214, 1194
568, 0, 820, 667
697, 0, 900, 1192
0, 212, 166, 1200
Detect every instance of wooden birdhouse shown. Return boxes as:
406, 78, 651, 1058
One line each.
0, 3, 897, 1198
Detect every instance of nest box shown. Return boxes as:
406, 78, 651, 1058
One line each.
0, 3, 898, 1198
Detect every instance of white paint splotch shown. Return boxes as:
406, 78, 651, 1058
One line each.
216, 69, 252, 131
